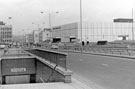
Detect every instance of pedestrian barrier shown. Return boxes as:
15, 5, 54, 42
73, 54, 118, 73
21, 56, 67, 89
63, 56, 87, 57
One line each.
58, 45, 135, 56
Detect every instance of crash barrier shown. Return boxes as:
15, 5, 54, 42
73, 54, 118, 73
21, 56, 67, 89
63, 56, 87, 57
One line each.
97, 41, 107, 45
59, 45, 135, 56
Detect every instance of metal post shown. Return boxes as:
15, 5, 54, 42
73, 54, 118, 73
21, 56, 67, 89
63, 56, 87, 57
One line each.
80, 0, 82, 42
80, 0, 83, 52
132, 8, 134, 40
49, 13, 51, 28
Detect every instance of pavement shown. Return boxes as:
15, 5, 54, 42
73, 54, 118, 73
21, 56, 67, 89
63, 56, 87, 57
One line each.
0, 78, 92, 89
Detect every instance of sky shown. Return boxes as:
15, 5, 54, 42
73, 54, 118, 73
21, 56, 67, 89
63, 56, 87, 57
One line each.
0, 0, 134, 35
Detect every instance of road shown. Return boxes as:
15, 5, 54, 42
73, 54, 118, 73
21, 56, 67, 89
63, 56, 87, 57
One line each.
66, 52, 135, 89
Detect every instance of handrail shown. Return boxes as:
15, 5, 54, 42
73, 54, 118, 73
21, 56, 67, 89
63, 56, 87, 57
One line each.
59, 45, 135, 56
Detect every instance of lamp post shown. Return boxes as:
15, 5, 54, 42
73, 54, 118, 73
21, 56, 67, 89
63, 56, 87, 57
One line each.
40, 11, 59, 28
40, 11, 59, 43
80, 0, 82, 43
41, 11, 51, 28
80, 0, 83, 52
8, 17, 12, 24
32, 22, 40, 31
132, 8, 134, 40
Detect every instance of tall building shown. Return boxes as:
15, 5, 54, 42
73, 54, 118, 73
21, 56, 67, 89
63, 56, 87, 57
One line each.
0, 21, 12, 44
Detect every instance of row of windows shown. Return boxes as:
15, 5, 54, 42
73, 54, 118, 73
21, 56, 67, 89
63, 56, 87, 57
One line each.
0, 40, 12, 42
0, 35, 12, 38
0, 32, 12, 34
0, 28, 12, 31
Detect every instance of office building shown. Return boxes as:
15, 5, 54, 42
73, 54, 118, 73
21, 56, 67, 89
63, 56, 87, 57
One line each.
52, 22, 134, 42
0, 21, 12, 44
52, 23, 79, 43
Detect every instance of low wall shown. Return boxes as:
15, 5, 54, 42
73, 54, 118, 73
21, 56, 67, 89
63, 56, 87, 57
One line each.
25, 48, 72, 83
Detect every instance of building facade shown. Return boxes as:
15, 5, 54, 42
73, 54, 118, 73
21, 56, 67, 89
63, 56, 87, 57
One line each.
52, 23, 79, 43
0, 21, 12, 44
39, 28, 51, 43
25, 34, 34, 45
52, 22, 135, 43
33, 30, 40, 44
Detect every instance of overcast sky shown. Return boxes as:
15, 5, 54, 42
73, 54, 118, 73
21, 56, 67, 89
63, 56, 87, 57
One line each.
0, 0, 134, 35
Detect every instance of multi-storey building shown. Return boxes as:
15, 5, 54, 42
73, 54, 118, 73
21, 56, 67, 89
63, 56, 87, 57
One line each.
0, 21, 12, 44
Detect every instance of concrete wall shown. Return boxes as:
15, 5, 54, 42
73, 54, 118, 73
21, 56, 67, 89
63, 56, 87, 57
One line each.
27, 49, 67, 69
1, 58, 36, 76
36, 60, 64, 83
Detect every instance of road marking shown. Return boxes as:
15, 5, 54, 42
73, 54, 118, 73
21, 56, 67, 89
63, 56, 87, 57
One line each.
101, 64, 109, 66
79, 59, 83, 61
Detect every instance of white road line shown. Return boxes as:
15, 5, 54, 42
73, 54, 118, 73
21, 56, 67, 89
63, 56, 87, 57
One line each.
101, 64, 109, 66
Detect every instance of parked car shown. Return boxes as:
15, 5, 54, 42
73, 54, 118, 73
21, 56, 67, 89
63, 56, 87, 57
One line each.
0, 45, 6, 49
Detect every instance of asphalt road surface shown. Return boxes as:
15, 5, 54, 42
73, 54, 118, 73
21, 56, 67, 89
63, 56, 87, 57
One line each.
66, 52, 135, 89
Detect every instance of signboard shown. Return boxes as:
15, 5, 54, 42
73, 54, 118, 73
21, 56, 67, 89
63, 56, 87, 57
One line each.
11, 68, 26, 73
2, 58, 35, 75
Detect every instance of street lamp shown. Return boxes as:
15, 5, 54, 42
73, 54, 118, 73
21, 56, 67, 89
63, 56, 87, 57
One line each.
40, 11, 59, 28
80, 0, 83, 52
32, 22, 40, 31
40, 11, 51, 28
132, 8, 134, 40
80, 0, 82, 43
40, 11, 59, 43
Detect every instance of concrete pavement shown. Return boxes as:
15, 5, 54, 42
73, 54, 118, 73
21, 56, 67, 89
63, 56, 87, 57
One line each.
1, 78, 92, 89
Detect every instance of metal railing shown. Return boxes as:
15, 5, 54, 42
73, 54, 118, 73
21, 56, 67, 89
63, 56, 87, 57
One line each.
58, 45, 135, 56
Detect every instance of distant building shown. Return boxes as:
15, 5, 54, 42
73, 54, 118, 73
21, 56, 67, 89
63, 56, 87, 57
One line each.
0, 21, 12, 44
39, 28, 51, 43
118, 35, 129, 40
52, 23, 79, 43
25, 34, 34, 45
13, 35, 26, 45
52, 22, 135, 43
33, 30, 40, 44
0, 21, 5, 25
113, 18, 133, 23
26, 22, 135, 44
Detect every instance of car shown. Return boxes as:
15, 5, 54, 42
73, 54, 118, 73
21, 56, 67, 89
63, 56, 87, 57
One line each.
51, 45, 59, 49
0, 45, 6, 49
